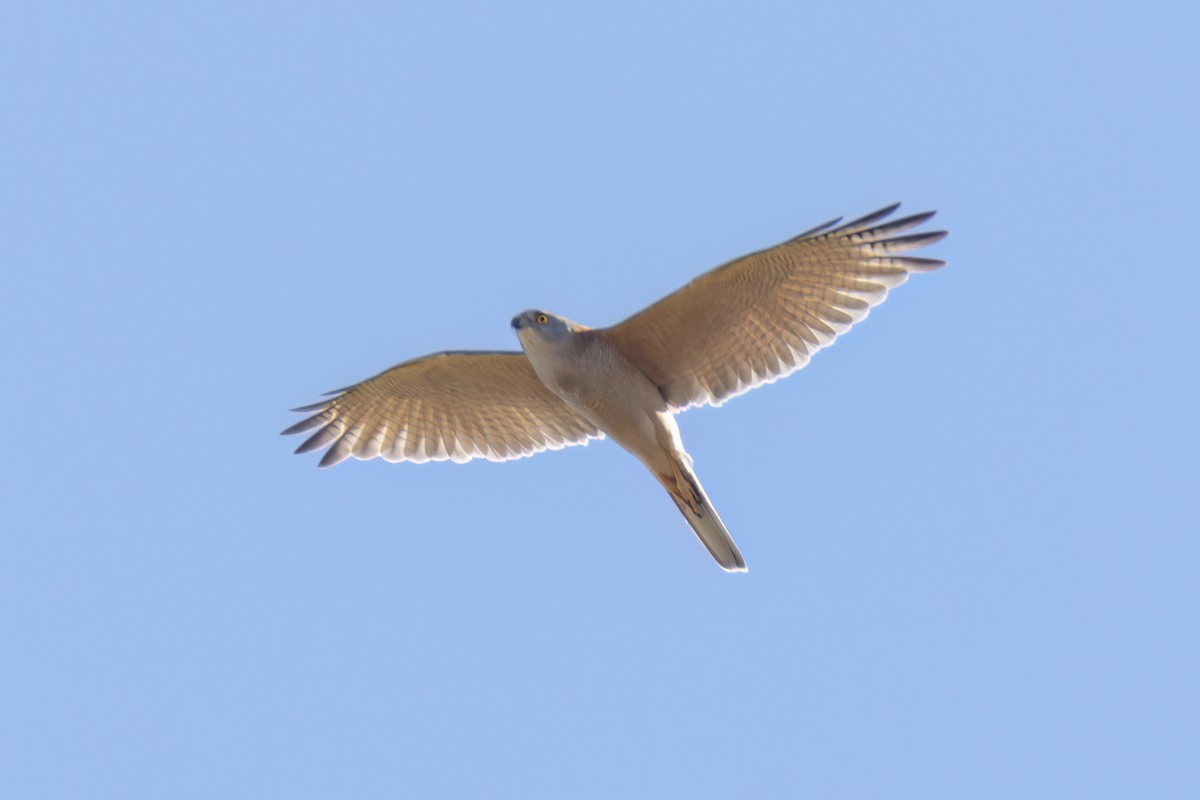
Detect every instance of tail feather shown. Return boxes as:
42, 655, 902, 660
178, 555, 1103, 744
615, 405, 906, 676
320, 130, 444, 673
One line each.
661, 457, 747, 572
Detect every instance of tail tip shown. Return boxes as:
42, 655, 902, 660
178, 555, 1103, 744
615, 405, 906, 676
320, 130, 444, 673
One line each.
720, 555, 749, 573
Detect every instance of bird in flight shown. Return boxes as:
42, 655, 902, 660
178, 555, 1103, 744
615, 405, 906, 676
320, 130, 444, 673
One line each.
283, 203, 946, 571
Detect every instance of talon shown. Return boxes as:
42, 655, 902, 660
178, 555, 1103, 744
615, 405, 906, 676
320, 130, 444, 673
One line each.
667, 461, 705, 515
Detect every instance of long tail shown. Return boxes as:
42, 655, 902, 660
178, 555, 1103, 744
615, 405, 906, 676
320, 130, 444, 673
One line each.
658, 454, 747, 572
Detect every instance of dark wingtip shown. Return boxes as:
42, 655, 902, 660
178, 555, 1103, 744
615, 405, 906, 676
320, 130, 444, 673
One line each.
887, 210, 937, 229
901, 255, 947, 268
912, 229, 949, 247
834, 202, 904, 234
294, 427, 336, 454
281, 410, 331, 436
888, 230, 949, 248
317, 445, 349, 469
281, 419, 311, 436
290, 400, 331, 413
791, 215, 844, 241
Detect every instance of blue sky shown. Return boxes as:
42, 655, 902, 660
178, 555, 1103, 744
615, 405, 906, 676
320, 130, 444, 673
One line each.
3, 1, 1198, 797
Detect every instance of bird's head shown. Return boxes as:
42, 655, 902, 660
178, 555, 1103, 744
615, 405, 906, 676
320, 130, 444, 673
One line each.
510, 310, 582, 345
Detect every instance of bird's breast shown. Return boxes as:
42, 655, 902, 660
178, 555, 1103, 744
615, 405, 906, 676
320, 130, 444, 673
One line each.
530, 337, 654, 408
530, 335, 669, 458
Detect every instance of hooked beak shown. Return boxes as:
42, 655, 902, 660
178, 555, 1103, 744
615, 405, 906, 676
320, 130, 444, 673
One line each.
510, 315, 523, 330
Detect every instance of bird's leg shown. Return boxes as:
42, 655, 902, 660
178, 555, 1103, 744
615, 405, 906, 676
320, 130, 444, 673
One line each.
641, 415, 707, 516
660, 456, 705, 516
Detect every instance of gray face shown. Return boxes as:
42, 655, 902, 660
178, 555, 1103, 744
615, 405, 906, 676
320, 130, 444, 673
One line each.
511, 310, 572, 343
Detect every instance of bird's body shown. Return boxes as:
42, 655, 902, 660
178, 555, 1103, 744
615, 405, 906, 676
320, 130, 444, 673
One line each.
283, 204, 947, 571
514, 315, 745, 569
517, 322, 667, 470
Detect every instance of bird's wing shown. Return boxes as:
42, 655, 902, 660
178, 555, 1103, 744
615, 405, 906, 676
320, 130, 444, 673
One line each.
604, 204, 946, 410
282, 351, 602, 467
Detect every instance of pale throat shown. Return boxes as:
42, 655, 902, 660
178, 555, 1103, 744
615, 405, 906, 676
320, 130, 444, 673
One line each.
518, 330, 582, 397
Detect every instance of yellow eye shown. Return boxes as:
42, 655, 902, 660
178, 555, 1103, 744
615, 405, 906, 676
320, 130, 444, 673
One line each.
536, 314, 549, 324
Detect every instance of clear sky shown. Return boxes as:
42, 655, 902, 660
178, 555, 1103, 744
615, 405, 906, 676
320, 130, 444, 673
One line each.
3, 1, 1198, 797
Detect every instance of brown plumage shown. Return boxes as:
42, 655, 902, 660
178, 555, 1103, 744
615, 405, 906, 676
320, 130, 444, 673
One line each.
283, 203, 946, 570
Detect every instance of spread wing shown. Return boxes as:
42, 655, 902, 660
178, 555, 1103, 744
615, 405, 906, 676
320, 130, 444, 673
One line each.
282, 351, 602, 467
604, 203, 946, 410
